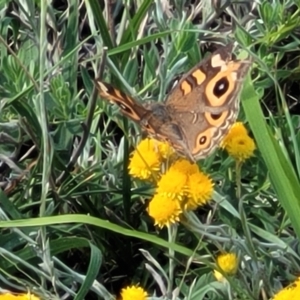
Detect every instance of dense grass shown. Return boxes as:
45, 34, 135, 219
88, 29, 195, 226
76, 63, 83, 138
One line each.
0, 1, 300, 299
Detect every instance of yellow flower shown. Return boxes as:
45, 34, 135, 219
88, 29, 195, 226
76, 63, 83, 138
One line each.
157, 140, 174, 159
156, 158, 201, 200
156, 167, 187, 200
272, 277, 300, 300
148, 193, 182, 228
185, 171, 214, 210
170, 159, 199, 175
224, 122, 248, 137
128, 138, 163, 180
216, 253, 238, 276
0, 293, 40, 300
155, 158, 214, 211
221, 122, 256, 162
121, 285, 148, 300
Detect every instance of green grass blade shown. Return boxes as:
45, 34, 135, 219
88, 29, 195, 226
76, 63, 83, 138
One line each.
88, 1, 114, 50
0, 215, 195, 258
74, 242, 102, 300
242, 75, 300, 239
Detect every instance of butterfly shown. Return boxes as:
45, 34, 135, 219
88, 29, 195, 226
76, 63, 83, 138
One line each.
95, 44, 251, 161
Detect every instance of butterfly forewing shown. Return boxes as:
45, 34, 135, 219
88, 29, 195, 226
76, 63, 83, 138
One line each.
95, 80, 149, 122
166, 44, 246, 110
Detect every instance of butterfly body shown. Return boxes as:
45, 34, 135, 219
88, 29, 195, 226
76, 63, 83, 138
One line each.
95, 44, 251, 161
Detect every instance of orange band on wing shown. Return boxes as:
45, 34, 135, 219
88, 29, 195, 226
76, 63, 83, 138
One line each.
205, 62, 242, 106
205, 111, 229, 126
192, 69, 206, 85
180, 80, 192, 96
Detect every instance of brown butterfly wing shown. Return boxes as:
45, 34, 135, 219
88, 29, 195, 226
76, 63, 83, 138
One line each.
95, 80, 174, 140
94, 80, 150, 122
95, 80, 190, 152
166, 44, 246, 111
165, 45, 252, 159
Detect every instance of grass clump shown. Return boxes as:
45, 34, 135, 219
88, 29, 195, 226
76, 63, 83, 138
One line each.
1, 1, 300, 300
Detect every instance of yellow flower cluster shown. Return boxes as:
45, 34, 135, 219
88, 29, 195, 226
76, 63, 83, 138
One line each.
0, 293, 40, 300
272, 277, 300, 300
121, 285, 148, 300
221, 122, 256, 162
128, 138, 214, 228
214, 252, 238, 282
